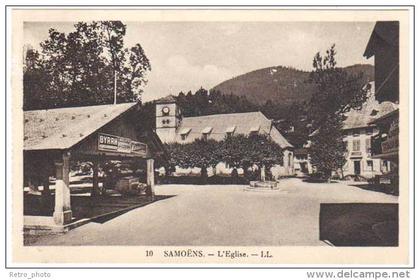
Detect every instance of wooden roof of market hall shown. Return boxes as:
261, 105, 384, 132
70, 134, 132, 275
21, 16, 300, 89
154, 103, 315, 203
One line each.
24, 102, 138, 151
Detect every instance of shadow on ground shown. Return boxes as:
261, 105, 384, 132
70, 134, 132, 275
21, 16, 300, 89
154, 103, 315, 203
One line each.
24, 194, 175, 222
319, 203, 398, 246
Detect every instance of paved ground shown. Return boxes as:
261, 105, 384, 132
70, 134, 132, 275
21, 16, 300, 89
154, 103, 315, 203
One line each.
28, 178, 397, 246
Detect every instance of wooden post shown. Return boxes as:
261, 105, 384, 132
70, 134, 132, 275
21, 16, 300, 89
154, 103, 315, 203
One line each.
53, 152, 72, 225
114, 70, 117, 105
91, 157, 99, 197
146, 159, 155, 200
42, 175, 50, 196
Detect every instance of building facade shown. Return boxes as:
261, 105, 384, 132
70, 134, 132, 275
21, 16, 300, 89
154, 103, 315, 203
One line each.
155, 95, 295, 176
363, 21, 400, 191
342, 126, 383, 178
341, 84, 397, 179
293, 148, 313, 176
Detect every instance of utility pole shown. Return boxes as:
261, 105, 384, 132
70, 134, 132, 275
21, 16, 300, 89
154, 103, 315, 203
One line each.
113, 70, 117, 105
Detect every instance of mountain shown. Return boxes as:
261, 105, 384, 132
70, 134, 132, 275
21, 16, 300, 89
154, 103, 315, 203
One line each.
211, 64, 374, 106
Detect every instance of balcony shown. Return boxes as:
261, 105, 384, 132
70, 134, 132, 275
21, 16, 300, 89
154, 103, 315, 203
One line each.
371, 133, 399, 159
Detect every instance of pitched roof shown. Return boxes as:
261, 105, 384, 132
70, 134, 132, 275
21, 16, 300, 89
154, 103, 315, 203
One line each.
174, 111, 293, 149
364, 21, 399, 58
24, 102, 137, 151
343, 92, 398, 130
155, 95, 177, 104
294, 148, 309, 156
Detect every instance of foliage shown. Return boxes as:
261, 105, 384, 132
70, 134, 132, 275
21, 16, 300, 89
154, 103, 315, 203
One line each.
23, 21, 151, 110
165, 134, 283, 170
308, 45, 370, 178
176, 88, 258, 118
309, 118, 347, 178
212, 64, 373, 107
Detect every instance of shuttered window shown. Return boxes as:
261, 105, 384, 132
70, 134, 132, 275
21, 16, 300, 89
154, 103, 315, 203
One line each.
353, 139, 360, 152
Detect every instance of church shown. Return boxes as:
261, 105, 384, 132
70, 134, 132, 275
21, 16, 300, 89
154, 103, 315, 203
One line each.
154, 95, 295, 177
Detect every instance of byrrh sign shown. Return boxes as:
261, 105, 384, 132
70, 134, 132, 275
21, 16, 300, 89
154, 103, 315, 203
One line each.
98, 133, 147, 156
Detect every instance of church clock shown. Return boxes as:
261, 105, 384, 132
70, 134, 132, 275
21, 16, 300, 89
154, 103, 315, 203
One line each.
162, 106, 170, 115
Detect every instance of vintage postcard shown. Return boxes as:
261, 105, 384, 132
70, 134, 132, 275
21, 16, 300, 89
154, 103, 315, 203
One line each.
7, 7, 413, 266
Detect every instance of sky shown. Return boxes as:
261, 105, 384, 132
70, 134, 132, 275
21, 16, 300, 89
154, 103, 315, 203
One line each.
24, 21, 375, 102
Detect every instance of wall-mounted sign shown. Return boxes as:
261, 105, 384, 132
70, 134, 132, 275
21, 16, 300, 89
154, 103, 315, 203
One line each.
117, 137, 132, 154
381, 119, 399, 154
98, 133, 118, 151
98, 133, 147, 156
131, 141, 147, 156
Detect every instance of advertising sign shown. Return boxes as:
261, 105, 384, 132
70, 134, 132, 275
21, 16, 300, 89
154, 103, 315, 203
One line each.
117, 137, 132, 154
131, 141, 147, 156
98, 133, 118, 151
98, 133, 147, 156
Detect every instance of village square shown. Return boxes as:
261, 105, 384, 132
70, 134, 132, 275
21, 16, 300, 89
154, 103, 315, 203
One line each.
22, 20, 399, 247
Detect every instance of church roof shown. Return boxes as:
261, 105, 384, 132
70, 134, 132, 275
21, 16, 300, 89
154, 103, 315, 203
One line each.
155, 95, 177, 104
174, 111, 293, 149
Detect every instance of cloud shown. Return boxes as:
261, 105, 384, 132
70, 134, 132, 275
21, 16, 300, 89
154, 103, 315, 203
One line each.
143, 55, 236, 101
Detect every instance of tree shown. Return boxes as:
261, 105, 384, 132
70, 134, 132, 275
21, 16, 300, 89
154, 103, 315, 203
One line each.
23, 21, 151, 110
165, 134, 283, 179
309, 118, 347, 179
308, 45, 370, 179
99, 21, 127, 104
23, 48, 51, 110
120, 43, 151, 102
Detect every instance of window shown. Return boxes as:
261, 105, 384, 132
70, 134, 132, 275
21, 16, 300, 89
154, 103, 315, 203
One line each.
225, 126, 236, 137
249, 125, 260, 136
366, 138, 371, 153
201, 127, 213, 140
179, 128, 191, 141
353, 139, 360, 151
367, 160, 373, 171
382, 160, 389, 172
343, 140, 348, 152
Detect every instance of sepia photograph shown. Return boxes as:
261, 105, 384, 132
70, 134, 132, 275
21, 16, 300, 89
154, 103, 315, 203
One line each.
7, 7, 412, 266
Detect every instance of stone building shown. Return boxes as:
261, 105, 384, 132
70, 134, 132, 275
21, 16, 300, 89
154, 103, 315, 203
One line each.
155, 95, 295, 176
342, 86, 398, 178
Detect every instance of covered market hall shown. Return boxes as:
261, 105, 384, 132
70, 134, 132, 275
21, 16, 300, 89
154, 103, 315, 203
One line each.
23, 102, 167, 230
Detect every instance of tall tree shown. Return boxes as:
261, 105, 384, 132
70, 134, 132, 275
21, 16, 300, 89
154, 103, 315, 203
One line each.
120, 43, 151, 102
23, 48, 50, 110
308, 45, 370, 179
23, 21, 151, 110
99, 21, 127, 104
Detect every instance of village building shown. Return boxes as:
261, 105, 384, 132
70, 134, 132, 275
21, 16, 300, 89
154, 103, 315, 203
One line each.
293, 148, 313, 176
24, 102, 166, 230
363, 21, 400, 190
155, 95, 294, 177
342, 88, 398, 179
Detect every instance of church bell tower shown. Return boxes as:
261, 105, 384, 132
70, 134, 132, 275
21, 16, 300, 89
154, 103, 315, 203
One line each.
155, 95, 182, 143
